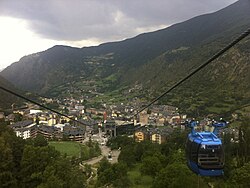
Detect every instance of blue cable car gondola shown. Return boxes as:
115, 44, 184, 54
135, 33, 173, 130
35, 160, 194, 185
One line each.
185, 120, 227, 176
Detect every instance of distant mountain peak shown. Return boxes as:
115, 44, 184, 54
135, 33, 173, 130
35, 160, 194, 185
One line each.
0, 0, 249, 115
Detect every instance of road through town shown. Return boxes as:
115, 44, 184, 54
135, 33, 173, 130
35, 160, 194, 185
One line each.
83, 145, 120, 165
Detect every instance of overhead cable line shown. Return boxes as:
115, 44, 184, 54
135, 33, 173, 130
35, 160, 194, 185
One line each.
0, 86, 86, 126
0, 29, 249, 124
134, 27, 250, 117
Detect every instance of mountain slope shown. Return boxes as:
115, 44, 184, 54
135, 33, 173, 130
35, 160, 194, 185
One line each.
0, 76, 22, 110
82, 0, 250, 68
1, 0, 250, 115
136, 38, 250, 116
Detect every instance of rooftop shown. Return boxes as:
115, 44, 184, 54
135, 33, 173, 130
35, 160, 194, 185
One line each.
10, 120, 34, 129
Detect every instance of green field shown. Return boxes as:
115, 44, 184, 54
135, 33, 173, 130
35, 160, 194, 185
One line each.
49, 141, 81, 157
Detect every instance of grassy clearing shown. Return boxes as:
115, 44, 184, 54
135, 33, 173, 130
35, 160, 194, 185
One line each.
128, 164, 153, 188
49, 141, 81, 157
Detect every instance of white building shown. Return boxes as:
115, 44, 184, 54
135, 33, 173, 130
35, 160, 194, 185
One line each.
30, 109, 42, 114
10, 120, 37, 139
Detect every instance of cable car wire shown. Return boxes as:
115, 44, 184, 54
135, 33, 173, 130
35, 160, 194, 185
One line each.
0, 86, 86, 126
134, 28, 250, 117
0, 28, 249, 125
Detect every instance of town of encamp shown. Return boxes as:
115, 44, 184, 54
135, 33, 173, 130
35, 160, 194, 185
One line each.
1, 99, 188, 144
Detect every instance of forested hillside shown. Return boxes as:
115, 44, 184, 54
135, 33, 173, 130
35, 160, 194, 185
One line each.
1, 0, 249, 116
0, 76, 22, 110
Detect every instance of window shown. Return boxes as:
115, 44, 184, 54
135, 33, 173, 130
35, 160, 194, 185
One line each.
191, 142, 199, 162
198, 144, 224, 169
186, 139, 198, 162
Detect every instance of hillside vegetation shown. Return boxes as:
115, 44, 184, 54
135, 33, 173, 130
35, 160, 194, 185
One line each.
0, 76, 23, 110
1, 0, 249, 116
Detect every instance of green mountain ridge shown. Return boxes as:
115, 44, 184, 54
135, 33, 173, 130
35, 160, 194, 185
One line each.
1, 0, 250, 116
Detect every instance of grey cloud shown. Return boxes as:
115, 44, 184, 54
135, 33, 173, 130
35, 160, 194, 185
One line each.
0, 0, 237, 43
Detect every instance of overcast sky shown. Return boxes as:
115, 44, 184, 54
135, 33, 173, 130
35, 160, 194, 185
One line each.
0, 0, 237, 70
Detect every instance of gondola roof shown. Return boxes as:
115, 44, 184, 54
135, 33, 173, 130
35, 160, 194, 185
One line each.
188, 131, 222, 144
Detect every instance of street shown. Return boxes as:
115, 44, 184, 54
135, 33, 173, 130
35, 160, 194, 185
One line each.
82, 127, 120, 165
83, 145, 120, 165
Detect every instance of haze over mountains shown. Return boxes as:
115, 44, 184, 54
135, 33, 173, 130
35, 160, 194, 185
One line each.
1, 0, 250, 115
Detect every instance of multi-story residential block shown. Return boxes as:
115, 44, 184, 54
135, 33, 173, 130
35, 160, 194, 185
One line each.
151, 131, 167, 144
37, 125, 61, 139
48, 118, 57, 126
134, 126, 173, 144
10, 120, 37, 139
63, 124, 85, 142
134, 131, 147, 142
